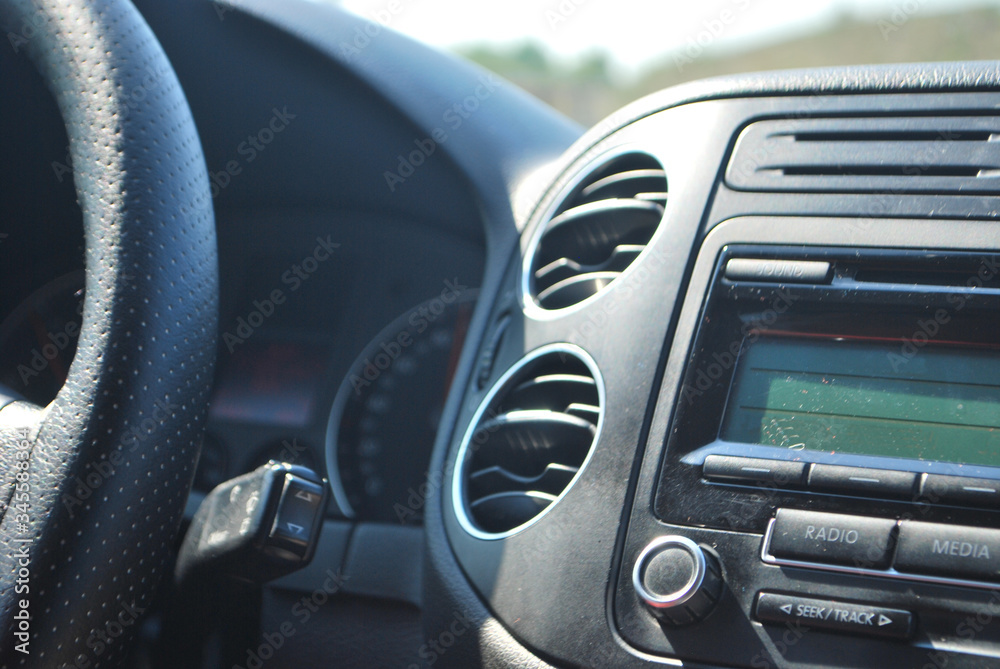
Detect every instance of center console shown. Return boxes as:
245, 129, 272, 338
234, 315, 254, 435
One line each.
616, 218, 1000, 668
436, 83, 1000, 669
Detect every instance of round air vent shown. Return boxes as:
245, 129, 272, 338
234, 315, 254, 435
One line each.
453, 344, 603, 539
525, 152, 667, 311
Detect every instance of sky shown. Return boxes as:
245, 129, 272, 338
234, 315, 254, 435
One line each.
334, 0, 1000, 81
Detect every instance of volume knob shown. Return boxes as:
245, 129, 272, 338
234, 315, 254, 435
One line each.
632, 536, 723, 625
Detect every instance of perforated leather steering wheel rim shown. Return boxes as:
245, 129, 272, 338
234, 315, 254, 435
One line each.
0, 0, 217, 665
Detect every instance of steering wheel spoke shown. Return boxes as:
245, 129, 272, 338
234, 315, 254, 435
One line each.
0, 399, 44, 443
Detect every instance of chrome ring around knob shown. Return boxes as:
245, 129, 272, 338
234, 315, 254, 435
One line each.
632, 535, 707, 609
633, 535, 723, 625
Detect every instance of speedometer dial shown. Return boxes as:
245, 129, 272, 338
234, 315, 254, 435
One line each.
326, 290, 476, 523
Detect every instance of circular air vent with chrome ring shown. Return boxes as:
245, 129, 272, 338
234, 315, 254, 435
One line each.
523, 150, 668, 312
452, 344, 604, 540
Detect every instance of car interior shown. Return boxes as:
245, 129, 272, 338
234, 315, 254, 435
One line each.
2, 0, 1000, 667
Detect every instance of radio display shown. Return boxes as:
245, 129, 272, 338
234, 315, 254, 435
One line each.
721, 337, 1000, 467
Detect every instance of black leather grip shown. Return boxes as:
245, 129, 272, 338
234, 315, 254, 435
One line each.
0, 0, 217, 666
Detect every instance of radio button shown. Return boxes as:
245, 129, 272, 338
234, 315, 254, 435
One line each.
894, 522, 1000, 581
703, 456, 805, 486
755, 592, 913, 640
769, 509, 896, 569
724, 258, 831, 283
808, 464, 917, 499
921, 475, 1000, 508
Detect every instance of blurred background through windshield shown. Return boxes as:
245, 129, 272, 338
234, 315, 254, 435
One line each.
334, 0, 1000, 125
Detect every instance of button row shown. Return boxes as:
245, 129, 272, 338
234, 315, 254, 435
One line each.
766, 508, 1000, 585
703, 455, 1000, 509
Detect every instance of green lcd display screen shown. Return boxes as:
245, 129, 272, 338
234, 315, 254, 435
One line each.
721, 337, 1000, 467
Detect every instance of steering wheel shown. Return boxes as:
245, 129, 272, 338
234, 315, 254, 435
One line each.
0, 0, 216, 665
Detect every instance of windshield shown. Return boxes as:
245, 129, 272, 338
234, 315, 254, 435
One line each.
337, 0, 1000, 124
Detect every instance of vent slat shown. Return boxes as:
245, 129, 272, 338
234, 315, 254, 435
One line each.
777, 164, 988, 178
469, 492, 555, 534
468, 463, 578, 499
566, 403, 601, 422
471, 411, 595, 475
787, 130, 997, 142
537, 200, 662, 268
528, 153, 666, 310
534, 245, 644, 293
728, 117, 1000, 194
535, 272, 620, 311
505, 374, 599, 416
579, 168, 667, 203
459, 349, 602, 536
635, 192, 669, 204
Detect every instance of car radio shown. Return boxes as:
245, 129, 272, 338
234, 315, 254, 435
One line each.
657, 246, 1000, 584
613, 243, 1000, 667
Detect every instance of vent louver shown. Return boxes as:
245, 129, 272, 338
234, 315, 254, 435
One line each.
526, 153, 667, 310
454, 346, 603, 538
727, 116, 1000, 194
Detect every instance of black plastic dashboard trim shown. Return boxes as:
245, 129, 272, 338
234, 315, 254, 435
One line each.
431, 75, 1000, 668
617, 216, 1000, 668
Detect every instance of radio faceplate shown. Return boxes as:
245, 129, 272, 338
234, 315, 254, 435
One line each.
656, 246, 1000, 534
615, 220, 1000, 668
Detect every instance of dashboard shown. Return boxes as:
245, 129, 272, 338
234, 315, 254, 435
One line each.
0, 47, 487, 527
4, 1, 1000, 668
434, 88, 1000, 669
204, 209, 483, 527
